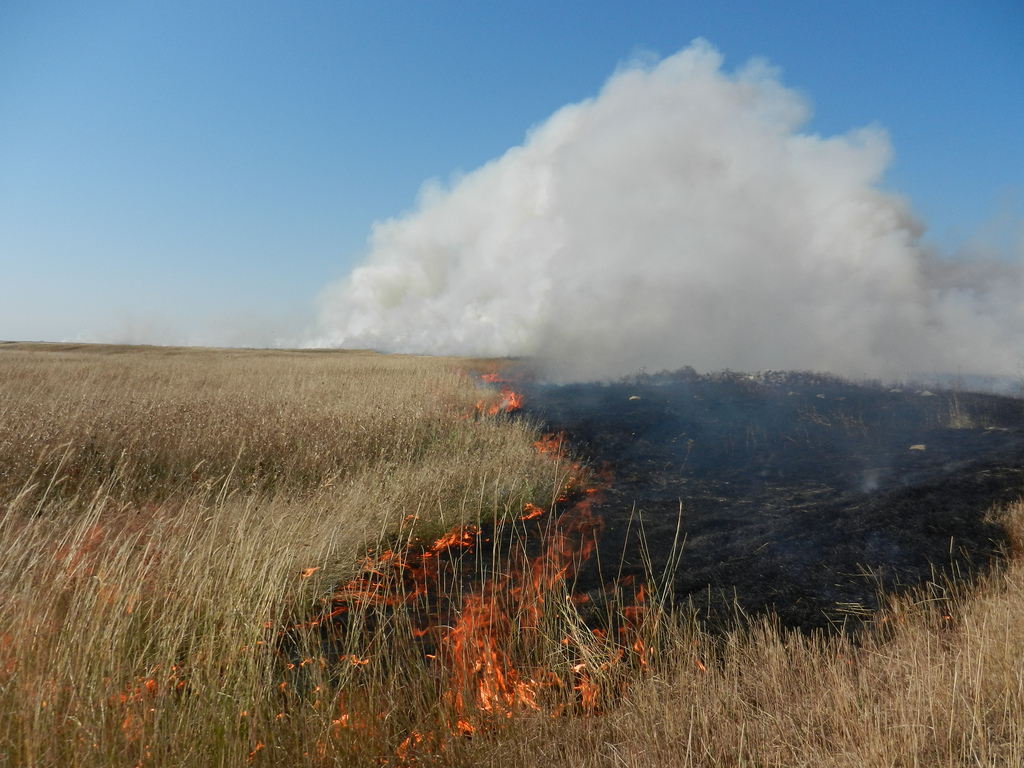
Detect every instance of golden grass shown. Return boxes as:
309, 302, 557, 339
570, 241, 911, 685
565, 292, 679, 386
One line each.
0, 343, 568, 766
3, 343, 1024, 766
0, 344, 551, 521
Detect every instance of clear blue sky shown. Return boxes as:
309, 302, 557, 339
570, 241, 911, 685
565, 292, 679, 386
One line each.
1, 0, 1021, 346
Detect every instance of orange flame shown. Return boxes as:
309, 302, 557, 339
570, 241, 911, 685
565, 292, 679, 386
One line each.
459, 370, 525, 419
286, 420, 656, 754
520, 503, 545, 521
473, 386, 524, 417
533, 433, 567, 458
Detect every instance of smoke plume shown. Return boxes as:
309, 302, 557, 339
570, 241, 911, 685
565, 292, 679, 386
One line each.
314, 40, 1024, 382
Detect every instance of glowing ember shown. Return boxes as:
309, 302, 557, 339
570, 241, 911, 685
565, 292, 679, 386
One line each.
520, 503, 545, 521
533, 433, 567, 458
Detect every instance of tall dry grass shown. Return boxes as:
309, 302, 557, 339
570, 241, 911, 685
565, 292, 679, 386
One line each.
3, 343, 1024, 766
0, 343, 569, 766
0, 344, 553, 522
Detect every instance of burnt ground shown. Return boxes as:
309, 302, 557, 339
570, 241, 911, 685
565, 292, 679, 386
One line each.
518, 370, 1024, 633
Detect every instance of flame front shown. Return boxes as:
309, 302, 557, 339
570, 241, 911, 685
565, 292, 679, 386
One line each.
282, 386, 654, 759
465, 372, 525, 419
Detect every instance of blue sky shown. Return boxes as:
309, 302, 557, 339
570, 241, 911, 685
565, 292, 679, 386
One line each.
1, 1, 1021, 346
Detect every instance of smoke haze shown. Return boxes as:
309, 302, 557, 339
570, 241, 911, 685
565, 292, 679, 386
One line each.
314, 40, 1024, 382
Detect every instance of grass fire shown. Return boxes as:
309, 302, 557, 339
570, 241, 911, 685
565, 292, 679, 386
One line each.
4, 342, 1024, 765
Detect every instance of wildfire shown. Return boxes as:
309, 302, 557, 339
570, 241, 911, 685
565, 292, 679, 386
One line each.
285, 422, 655, 760
533, 433, 566, 457
254, 377, 657, 763
520, 503, 545, 521
463, 371, 525, 419
471, 386, 523, 418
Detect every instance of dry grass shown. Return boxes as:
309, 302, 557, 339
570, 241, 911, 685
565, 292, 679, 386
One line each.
0, 344, 551, 523
454, 516, 1024, 768
3, 342, 1024, 766
0, 343, 567, 766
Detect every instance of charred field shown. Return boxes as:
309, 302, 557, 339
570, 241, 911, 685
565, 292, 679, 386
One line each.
518, 370, 1024, 632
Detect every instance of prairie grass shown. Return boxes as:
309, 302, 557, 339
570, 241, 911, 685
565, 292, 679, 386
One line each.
3, 343, 1024, 766
0, 343, 568, 766
0, 344, 553, 519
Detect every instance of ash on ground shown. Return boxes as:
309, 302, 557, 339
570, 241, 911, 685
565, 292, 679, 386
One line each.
520, 370, 1024, 632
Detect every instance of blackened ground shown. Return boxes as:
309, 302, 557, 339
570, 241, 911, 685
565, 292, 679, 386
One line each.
519, 370, 1024, 633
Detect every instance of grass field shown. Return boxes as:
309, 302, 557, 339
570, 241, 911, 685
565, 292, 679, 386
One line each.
2, 343, 1024, 766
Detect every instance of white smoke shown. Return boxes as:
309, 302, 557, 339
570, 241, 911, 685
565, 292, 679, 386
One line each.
314, 40, 1024, 382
